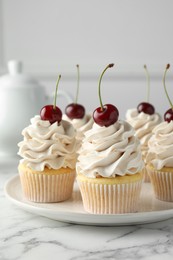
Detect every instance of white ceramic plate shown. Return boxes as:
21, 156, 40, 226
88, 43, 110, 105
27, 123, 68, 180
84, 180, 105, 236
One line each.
4, 175, 173, 226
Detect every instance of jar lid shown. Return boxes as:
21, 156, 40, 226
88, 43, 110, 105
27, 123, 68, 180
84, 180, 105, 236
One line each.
0, 60, 40, 88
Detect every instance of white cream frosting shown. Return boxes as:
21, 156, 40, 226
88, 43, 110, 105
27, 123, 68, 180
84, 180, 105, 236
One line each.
146, 121, 173, 170
63, 114, 94, 140
126, 108, 161, 160
18, 115, 77, 171
76, 120, 144, 178
63, 114, 94, 153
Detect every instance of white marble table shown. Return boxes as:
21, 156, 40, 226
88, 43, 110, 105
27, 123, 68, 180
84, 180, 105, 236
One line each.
1, 157, 173, 260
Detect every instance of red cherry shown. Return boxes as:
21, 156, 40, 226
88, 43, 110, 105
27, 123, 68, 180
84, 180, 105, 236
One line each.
163, 64, 173, 123
93, 104, 119, 127
65, 64, 85, 119
65, 64, 85, 120
65, 103, 85, 119
164, 108, 173, 122
137, 102, 155, 115
138, 65, 155, 115
40, 74, 62, 124
93, 63, 119, 127
40, 105, 62, 124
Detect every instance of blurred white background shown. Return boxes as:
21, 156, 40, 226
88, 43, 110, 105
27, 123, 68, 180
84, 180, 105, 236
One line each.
0, 0, 173, 119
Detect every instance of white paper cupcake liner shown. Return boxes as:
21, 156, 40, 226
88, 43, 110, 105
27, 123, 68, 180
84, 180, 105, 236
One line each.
19, 169, 75, 203
142, 166, 150, 183
77, 179, 142, 214
147, 167, 173, 202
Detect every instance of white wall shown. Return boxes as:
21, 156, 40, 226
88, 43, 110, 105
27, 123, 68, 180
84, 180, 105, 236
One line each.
0, 0, 173, 118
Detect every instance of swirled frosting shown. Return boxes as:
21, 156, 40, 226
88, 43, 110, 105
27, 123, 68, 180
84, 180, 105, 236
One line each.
76, 120, 144, 178
63, 114, 94, 152
126, 108, 161, 160
18, 115, 77, 171
146, 121, 173, 170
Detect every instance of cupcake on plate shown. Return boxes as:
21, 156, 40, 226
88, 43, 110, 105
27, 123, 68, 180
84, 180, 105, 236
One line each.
18, 75, 77, 203
126, 65, 161, 182
146, 121, 173, 201
126, 108, 161, 182
63, 65, 93, 151
76, 64, 144, 214
146, 64, 173, 202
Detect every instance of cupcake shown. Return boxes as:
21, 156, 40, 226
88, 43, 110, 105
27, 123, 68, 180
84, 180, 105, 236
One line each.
146, 121, 173, 201
146, 64, 173, 202
126, 65, 161, 182
126, 109, 161, 181
76, 64, 144, 214
64, 65, 93, 151
18, 75, 77, 203
18, 116, 77, 202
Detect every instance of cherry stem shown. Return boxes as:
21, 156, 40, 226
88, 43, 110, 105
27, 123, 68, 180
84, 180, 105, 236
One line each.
75, 64, 80, 104
98, 63, 114, 111
144, 65, 150, 102
53, 75, 61, 109
163, 64, 173, 110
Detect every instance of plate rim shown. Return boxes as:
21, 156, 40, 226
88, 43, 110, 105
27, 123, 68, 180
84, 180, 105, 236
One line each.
4, 174, 173, 225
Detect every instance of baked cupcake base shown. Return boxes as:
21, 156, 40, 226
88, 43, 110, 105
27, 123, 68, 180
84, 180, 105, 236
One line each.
77, 173, 142, 214
18, 164, 76, 203
147, 165, 173, 202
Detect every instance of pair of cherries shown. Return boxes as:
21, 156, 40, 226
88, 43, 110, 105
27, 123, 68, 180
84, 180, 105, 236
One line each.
40, 67, 85, 124
40, 63, 173, 126
135, 64, 173, 122
138, 64, 173, 122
